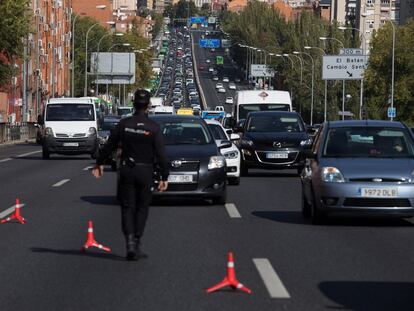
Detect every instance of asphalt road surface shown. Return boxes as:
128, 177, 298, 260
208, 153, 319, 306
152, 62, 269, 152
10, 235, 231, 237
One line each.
1, 142, 414, 311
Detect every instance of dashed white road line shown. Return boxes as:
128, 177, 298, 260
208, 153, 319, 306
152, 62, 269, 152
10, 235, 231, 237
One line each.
0, 203, 26, 219
83, 166, 94, 171
52, 179, 70, 187
15, 150, 42, 158
253, 258, 291, 299
0, 158, 12, 163
225, 203, 241, 218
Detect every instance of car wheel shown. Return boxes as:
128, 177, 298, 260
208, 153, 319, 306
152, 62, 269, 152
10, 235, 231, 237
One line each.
228, 177, 240, 185
310, 194, 327, 225
241, 164, 248, 176
111, 160, 117, 171
212, 191, 227, 205
91, 148, 99, 160
42, 145, 50, 160
301, 191, 311, 218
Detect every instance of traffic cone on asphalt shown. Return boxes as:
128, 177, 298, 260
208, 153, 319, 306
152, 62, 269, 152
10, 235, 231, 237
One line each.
1, 198, 26, 224
207, 252, 252, 294
81, 221, 111, 252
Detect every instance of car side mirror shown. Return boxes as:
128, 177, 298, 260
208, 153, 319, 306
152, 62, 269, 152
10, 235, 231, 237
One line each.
302, 149, 317, 159
219, 140, 232, 149
230, 133, 240, 141
226, 129, 232, 135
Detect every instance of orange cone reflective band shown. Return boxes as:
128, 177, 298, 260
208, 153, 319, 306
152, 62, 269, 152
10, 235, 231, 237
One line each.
1, 198, 26, 224
207, 252, 252, 294
82, 221, 111, 252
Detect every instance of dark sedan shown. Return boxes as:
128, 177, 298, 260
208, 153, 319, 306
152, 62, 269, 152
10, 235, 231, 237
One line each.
238, 111, 312, 175
151, 115, 230, 204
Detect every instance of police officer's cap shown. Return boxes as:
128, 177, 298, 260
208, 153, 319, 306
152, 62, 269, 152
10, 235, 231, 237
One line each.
133, 89, 150, 109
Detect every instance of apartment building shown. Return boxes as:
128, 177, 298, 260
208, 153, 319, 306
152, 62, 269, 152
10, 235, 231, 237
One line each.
400, 0, 414, 24
113, 0, 137, 11
330, 0, 360, 26
359, 0, 400, 50
72, 0, 113, 28
0, 0, 72, 123
154, 0, 165, 13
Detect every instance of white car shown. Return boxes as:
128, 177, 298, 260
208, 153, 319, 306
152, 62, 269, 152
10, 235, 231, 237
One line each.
215, 83, 224, 89
222, 77, 229, 83
205, 59, 211, 64
209, 67, 214, 73
215, 106, 225, 112
218, 87, 226, 93
225, 97, 234, 104
205, 119, 241, 185
228, 83, 236, 90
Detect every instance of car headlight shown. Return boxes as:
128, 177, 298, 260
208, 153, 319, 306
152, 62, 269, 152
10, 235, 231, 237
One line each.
300, 138, 312, 147
223, 150, 239, 159
88, 127, 97, 136
241, 138, 254, 147
45, 127, 53, 136
208, 156, 226, 170
321, 167, 345, 183
409, 169, 414, 183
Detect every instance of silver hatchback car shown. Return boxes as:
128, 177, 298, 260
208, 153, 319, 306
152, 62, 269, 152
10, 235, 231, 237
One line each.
301, 120, 414, 224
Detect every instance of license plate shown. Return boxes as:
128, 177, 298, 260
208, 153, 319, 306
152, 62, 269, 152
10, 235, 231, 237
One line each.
168, 174, 193, 183
63, 142, 79, 147
360, 187, 398, 198
266, 152, 288, 159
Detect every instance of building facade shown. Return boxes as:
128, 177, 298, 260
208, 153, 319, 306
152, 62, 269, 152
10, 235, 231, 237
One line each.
0, 0, 72, 123
399, 0, 414, 24
72, 0, 113, 28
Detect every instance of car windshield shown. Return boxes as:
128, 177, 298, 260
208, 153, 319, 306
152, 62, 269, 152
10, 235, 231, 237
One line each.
46, 104, 95, 121
161, 121, 212, 145
239, 104, 290, 120
208, 124, 228, 140
117, 108, 133, 116
323, 127, 414, 158
246, 115, 304, 133
99, 120, 119, 131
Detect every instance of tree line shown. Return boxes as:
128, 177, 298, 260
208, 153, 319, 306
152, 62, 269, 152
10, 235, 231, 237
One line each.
220, 1, 414, 124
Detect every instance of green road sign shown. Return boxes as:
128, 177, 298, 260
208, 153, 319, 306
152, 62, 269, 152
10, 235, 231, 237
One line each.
216, 56, 224, 65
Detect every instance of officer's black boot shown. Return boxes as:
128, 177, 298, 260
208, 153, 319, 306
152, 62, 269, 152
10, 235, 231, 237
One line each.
126, 234, 138, 261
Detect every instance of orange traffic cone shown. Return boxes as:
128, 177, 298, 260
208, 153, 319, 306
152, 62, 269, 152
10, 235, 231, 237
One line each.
1, 198, 26, 224
81, 221, 111, 252
207, 252, 252, 294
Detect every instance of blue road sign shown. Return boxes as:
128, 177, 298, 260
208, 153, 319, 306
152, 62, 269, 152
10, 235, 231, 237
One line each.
190, 16, 206, 24
199, 39, 221, 48
387, 107, 396, 118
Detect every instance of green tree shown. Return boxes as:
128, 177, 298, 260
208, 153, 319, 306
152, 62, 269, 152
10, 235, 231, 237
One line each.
0, 0, 32, 85
364, 21, 414, 124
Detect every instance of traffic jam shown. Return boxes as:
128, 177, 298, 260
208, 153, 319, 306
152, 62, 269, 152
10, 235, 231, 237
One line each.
90, 22, 414, 223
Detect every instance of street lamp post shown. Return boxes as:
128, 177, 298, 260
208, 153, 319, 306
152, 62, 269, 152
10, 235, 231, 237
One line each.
361, 12, 396, 121
338, 26, 368, 120
296, 51, 314, 126
304, 46, 328, 122
320, 37, 345, 120
84, 23, 101, 96
95, 32, 123, 95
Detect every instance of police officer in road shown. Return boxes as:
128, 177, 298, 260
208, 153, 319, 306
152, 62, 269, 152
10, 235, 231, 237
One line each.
92, 89, 169, 261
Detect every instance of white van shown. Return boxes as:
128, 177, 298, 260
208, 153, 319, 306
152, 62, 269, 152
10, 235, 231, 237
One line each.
39, 98, 99, 159
233, 90, 292, 123
153, 106, 174, 115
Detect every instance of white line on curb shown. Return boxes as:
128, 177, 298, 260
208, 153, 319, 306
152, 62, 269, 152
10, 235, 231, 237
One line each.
0, 158, 12, 163
0, 203, 26, 219
52, 179, 70, 187
83, 166, 94, 171
225, 203, 242, 218
16, 150, 42, 158
253, 258, 291, 299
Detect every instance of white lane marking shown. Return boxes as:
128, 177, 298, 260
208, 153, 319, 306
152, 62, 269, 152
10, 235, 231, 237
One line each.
52, 179, 70, 187
253, 258, 291, 299
0, 158, 12, 163
0, 203, 26, 219
16, 150, 42, 158
83, 166, 94, 171
225, 203, 241, 218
